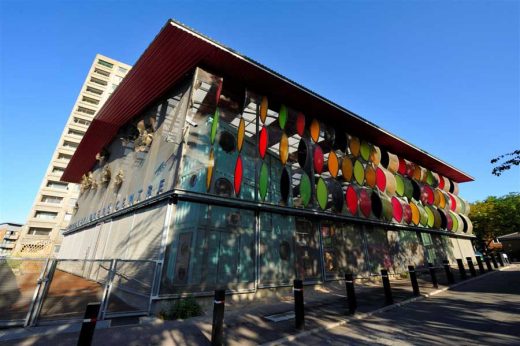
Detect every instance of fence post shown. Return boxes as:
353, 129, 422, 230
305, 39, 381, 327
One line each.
428, 263, 438, 288
294, 279, 304, 330
381, 269, 393, 305
484, 256, 493, 271
466, 257, 477, 277
77, 302, 100, 346
408, 265, 420, 296
443, 260, 455, 285
497, 253, 504, 267
456, 259, 467, 280
211, 289, 226, 346
345, 273, 357, 314
490, 254, 499, 269
476, 256, 486, 275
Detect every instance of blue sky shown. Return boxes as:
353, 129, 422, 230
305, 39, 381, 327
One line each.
1, 0, 519, 223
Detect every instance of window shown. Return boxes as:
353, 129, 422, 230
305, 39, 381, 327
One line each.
58, 153, 72, 161
62, 140, 79, 149
27, 227, 52, 236
64, 212, 72, 221
41, 195, 63, 204
86, 86, 103, 95
77, 106, 95, 115
34, 211, 58, 220
47, 181, 68, 190
90, 77, 108, 86
113, 75, 123, 84
53, 245, 61, 253
73, 117, 91, 126
68, 198, 77, 206
98, 59, 114, 68
82, 96, 99, 105
52, 166, 65, 175
94, 68, 110, 77
68, 129, 85, 137
118, 66, 128, 74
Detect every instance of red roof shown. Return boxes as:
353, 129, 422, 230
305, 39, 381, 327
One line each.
62, 20, 473, 183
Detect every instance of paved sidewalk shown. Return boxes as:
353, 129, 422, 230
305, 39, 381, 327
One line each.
1, 264, 516, 345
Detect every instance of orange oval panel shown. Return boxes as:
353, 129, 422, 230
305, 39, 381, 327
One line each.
206, 149, 214, 191
279, 132, 289, 165
349, 136, 360, 157
328, 151, 339, 177
370, 145, 381, 165
342, 157, 353, 182
237, 117, 245, 152
410, 201, 420, 226
365, 164, 376, 188
310, 119, 320, 143
260, 96, 268, 124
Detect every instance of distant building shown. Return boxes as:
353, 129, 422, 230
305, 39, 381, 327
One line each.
14, 55, 131, 258
59, 20, 476, 301
498, 232, 520, 261
0, 223, 23, 257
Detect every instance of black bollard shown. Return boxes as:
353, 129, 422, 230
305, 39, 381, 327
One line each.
294, 279, 304, 330
381, 269, 393, 305
491, 254, 499, 269
456, 259, 467, 280
466, 257, 477, 277
345, 273, 357, 314
77, 302, 100, 346
497, 253, 504, 267
408, 265, 420, 296
476, 256, 486, 275
428, 263, 438, 288
211, 289, 226, 346
485, 256, 493, 271
443, 260, 455, 285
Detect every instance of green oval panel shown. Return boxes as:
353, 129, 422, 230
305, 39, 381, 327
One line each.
426, 170, 434, 186
419, 204, 428, 226
210, 107, 220, 145
425, 206, 435, 227
382, 196, 393, 221
353, 160, 365, 185
300, 173, 311, 207
450, 212, 458, 232
316, 178, 328, 210
259, 162, 269, 201
360, 141, 371, 161
403, 178, 414, 200
395, 174, 404, 197
459, 198, 466, 214
279, 104, 288, 130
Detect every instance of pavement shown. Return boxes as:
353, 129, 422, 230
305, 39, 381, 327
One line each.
1, 263, 518, 346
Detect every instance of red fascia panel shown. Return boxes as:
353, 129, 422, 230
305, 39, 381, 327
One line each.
63, 20, 473, 183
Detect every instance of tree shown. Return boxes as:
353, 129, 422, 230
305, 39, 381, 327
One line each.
491, 150, 520, 176
469, 193, 520, 252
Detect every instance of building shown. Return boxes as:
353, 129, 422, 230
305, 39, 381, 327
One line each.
14, 55, 131, 258
0, 223, 23, 257
498, 232, 520, 261
59, 20, 476, 303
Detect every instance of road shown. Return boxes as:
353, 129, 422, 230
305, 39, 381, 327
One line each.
285, 265, 520, 345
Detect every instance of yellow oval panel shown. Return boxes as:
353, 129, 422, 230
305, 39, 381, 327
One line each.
365, 164, 376, 188
349, 136, 360, 157
310, 119, 320, 143
328, 151, 339, 177
370, 145, 381, 165
279, 132, 289, 165
260, 96, 268, 124
237, 117, 245, 152
206, 149, 214, 191
342, 157, 353, 182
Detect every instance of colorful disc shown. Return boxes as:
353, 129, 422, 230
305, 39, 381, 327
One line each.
259, 162, 269, 201
420, 184, 434, 205
313, 145, 324, 173
398, 157, 407, 175
353, 160, 365, 185
260, 96, 268, 124
403, 202, 412, 224
237, 117, 245, 152
234, 155, 243, 196
392, 197, 403, 223
310, 119, 320, 143
300, 173, 311, 207
328, 151, 339, 178
376, 167, 387, 192
410, 202, 420, 226
395, 174, 405, 197
279, 104, 288, 129
210, 108, 219, 145
206, 149, 214, 191
346, 185, 358, 216
259, 126, 268, 159
349, 136, 360, 157
316, 177, 328, 210
279, 132, 289, 165
342, 157, 353, 182
365, 164, 376, 188
296, 112, 305, 136
359, 188, 372, 218
425, 206, 435, 227
360, 141, 371, 161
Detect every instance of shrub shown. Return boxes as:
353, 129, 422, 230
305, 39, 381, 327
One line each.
159, 296, 202, 320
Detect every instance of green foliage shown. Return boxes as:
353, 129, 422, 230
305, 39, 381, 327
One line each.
469, 193, 520, 249
491, 150, 520, 176
159, 296, 203, 320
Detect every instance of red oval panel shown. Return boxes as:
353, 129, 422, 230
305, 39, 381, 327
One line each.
449, 193, 457, 211
392, 197, 403, 223
346, 185, 358, 216
398, 157, 406, 175
376, 167, 387, 192
234, 156, 243, 196
359, 188, 372, 218
438, 175, 445, 190
313, 145, 324, 174
405, 161, 415, 177
403, 202, 412, 224
420, 185, 435, 205
446, 210, 453, 230
259, 126, 268, 159
296, 112, 305, 136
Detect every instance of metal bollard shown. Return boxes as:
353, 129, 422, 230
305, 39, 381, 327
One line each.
345, 273, 357, 314
381, 269, 393, 305
476, 256, 486, 275
485, 256, 493, 271
456, 259, 467, 280
497, 253, 504, 267
211, 289, 226, 346
443, 260, 455, 285
466, 257, 477, 277
491, 254, 499, 269
77, 302, 100, 346
428, 263, 438, 288
408, 265, 420, 296
293, 279, 304, 330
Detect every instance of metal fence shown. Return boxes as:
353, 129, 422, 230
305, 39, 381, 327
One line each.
0, 258, 159, 327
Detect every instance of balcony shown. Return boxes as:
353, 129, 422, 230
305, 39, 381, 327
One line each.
0, 242, 15, 249
5, 234, 19, 240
